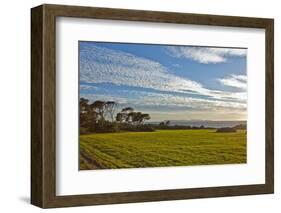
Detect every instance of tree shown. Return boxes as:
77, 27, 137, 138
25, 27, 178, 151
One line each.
127, 112, 140, 124
140, 113, 150, 124
80, 99, 152, 133
105, 101, 117, 122
116, 112, 126, 123
127, 112, 150, 125
159, 121, 165, 126
126, 111, 135, 123
80, 98, 89, 113
79, 98, 98, 131
122, 107, 134, 113
116, 107, 135, 123
80, 98, 90, 128
91, 100, 106, 121
159, 120, 170, 126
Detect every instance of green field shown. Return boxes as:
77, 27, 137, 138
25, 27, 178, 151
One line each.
79, 130, 246, 170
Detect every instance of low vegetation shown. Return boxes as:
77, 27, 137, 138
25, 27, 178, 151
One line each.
80, 129, 247, 170
216, 127, 237, 133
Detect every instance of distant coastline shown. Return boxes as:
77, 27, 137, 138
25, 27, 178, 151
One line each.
147, 120, 246, 128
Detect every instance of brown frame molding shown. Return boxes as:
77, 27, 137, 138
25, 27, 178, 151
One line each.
31, 4, 274, 208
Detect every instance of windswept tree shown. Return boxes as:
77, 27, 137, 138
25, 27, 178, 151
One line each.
79, 98, 98, 130
159, 121, 165, 126
80, 98, 89, 113
124, 108, 135, 123
91, 100, 106, 121
80, 98, 89, 127
127, 111, 139, 124
122, 107, 134, 113
116, 112, 126, 123
159, 120, 170, 126
127, 111, 151, 125
80, 99, 152, 133
116, 113, 122, 123
140, 113, 151, 124
105, 101, 117, 122
116, 107, 134, 123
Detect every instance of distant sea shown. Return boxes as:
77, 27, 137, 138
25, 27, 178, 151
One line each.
148, 120, 246, 128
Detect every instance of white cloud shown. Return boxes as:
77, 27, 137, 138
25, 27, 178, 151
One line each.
80, 45, 246, 103
80, 84, 97, 90
233, 75, 247, 81
81, 89, 246, 113
80, 45, 203, 93
138, 92, 246, 110
218, 74, 247, 90
81, 92, 247, 121
166, 46, 247, 64
80, 45, 207, 96
81, 93, 128, 105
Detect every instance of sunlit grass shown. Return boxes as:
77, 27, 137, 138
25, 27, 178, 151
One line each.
79, 130, 246, 170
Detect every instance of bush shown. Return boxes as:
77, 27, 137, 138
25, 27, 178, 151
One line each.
136, 125, 155, 132
94, 121, 119, 133
80, 127, 91, 135
216, 127, 237, 133
233, 124, 247, 130
119, 123, 155, 132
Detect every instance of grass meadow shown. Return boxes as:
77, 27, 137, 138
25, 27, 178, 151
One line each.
79, 129, 246, 170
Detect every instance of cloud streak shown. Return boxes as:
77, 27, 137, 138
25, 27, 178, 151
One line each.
81, 91, 246, 121
81, 88, 246, 113
218, 74, 247, 90
166, 46, 247, 64
80, 44, 246, 103
80, 45, 202, 95
79, 84, 97, 90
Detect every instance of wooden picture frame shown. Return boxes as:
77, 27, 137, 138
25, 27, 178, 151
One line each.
31, 4, 274, 208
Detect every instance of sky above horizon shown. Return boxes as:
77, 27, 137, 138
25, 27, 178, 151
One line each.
79, 41, 247, 122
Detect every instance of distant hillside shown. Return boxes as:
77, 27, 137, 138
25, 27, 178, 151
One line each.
148, 120, 246, 128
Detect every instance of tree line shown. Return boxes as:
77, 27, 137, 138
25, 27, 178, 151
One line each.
80, 98, 153, 134
79, 98, 246, 134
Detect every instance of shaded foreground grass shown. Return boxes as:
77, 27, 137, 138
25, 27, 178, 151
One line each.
79, 130, 246, 170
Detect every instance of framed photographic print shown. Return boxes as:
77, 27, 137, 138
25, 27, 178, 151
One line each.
31, 4, 274, 208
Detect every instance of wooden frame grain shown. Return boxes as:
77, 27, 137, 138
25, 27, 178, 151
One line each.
31, 4, 274, 208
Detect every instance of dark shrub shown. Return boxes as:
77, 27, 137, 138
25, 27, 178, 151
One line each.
233, 124, 247, 130
136, 125, 155, 132
94, 121, 119, 133
119, 123, 155, 132
216, 127, 237, 133
80, 127, 90, 135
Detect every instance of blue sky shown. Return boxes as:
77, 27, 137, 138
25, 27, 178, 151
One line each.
79, 41, 247, 121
